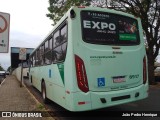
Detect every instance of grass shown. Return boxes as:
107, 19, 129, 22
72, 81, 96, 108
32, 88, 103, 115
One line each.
36, 103, 45, 111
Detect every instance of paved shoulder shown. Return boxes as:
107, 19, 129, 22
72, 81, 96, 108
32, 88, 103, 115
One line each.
0, 75, 54, 120
0, 75, 37, 111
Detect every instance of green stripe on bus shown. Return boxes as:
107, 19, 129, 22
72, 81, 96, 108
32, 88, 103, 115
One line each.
57, 63, 64, 85
119, 34, 136, 40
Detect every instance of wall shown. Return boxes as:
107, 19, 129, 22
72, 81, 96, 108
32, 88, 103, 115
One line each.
12, 66, 22, 82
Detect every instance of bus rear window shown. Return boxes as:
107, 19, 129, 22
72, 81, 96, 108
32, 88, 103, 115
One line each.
81, 11, 140, 45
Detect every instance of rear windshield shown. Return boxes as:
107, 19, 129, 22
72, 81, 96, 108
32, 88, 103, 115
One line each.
81, 11, 140, 45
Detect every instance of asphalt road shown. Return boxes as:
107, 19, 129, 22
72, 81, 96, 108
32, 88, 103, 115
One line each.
0, 77, 5, 84
24, 78, 160, 120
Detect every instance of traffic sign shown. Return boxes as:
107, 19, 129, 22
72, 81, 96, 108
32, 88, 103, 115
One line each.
19, 48, 27, 60
0, 12, 10, 53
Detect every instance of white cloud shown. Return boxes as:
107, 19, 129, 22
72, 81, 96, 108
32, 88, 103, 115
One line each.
10, 30, 42, 48
0, 0, 53, 70
0, 0, 53, 35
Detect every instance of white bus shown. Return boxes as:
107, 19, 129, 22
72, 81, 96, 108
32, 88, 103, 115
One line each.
29, 6, 148, 111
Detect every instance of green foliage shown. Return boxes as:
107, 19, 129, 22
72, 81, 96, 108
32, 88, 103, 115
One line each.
7, 66, 11, 72
36, 103, 45, 110
46, 0, 91, 25
0, 64, 4, 71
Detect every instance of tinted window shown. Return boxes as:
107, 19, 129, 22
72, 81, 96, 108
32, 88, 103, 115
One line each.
61, 42, 67, 59
54, 31, 60, 47
45, 40, 49, 52
53, 46, 63, 62
62, 42, 67, 53
53, 24, 68, 63
81, 11, 140, 45
45, 50, 52, 64
35, 51, 39, 66
49, 37, 52, 50
37, 49, 41, 65
33, 54, 35, 67
39, 46, 43, 65
40, 45, 45, 65
29, 57, 33, 67
61, 25, 67, 43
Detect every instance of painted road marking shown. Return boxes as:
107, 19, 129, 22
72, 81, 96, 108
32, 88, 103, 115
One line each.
0, 78, 6, 87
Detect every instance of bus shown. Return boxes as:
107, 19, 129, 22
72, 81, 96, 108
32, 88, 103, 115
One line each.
29, 6, 148, 111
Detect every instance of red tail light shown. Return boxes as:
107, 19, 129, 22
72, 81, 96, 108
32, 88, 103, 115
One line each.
143, 56, 147, 84
75, 55, 89, 93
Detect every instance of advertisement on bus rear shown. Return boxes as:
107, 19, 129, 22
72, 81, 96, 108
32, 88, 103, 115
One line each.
81, 11, 140, 45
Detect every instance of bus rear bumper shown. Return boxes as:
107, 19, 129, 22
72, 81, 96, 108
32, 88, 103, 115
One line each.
90, 84, 148, 110
71, 84, 148, 111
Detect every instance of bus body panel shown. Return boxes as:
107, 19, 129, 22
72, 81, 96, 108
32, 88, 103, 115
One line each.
71, 92, 92, 111
30, 64, 66, 108
65, 84, 148, 111
74, 44, 145, 92
90, 84, 148, 110
31, 67, 41, 91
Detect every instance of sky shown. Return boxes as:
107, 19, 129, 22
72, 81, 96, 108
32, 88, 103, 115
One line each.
0, 0, 53, 70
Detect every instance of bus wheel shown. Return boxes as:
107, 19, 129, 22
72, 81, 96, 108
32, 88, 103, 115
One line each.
41, 81, 48, 104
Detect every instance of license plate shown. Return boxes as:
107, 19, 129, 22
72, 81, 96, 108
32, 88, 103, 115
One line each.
113, 76, 125, 83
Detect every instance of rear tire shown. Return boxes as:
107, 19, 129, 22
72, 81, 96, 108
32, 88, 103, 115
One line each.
41, 81, 48, 104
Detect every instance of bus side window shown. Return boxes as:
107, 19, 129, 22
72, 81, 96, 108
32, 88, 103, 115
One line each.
52, 23, 68, 63
53, 46, 63, 62
53, 42, 67, 62
35, 51, 38, 66
45, 37, 52, 64
61, 42, 67, 59
40, 45, 45, 65
53, 30, 59, 63
29, 57, 33, 67
49, 37, 53, 63
60, 24, 68, 61
60, 25, 67, 43
52, 50, 58, 62
54, 31, 60, 48
37, 49, 41, 65
33, 54, 35, 67
45, 40, 50, 64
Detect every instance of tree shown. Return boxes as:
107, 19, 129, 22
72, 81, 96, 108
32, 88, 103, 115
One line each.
7, 66, 11, 72
0, 64, 4, 71
46, 0, 111, 24
46, 0, 91, 25
109, 0, 160, 84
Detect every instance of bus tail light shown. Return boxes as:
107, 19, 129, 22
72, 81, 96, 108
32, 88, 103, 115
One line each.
143, 56, 147, 84
78, 101, 91, 105
78, 102, 85, 105
75, 55, 89, 93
